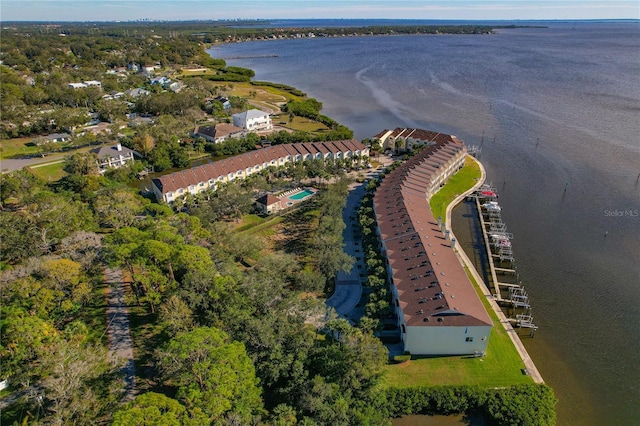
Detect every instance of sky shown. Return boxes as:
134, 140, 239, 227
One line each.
1, 0, 638, 22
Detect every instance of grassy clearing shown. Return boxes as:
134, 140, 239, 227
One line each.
210, 82, 295, 103
384, 162, 532, 389
28, 162, 67, 182
242, 216, 283, 237
0, 137, 42, 160
177, 68, 217, 76
382, 265, 532, 389
273, 114, 331, 133
429, 156, 481, 223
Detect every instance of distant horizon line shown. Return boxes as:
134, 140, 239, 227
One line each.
3, 18, 639, 23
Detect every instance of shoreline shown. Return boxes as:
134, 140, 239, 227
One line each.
446, 155, 544, 384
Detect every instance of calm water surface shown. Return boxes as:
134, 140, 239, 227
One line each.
212, 22, 640, 425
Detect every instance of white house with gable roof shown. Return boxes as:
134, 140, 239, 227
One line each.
232, 109, 272, 132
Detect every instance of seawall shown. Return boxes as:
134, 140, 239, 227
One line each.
445, 155, 544, 384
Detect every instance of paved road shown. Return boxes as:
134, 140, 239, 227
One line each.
327, 180, 366, 320
0, 156, 63, 173
327, 156, 394, 322
104, 267, 136, 401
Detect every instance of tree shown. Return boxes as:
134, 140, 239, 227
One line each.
112, 392, 208, 426
64, 152, 100, 176
159, 295, 194, 336
133, 133, 156, 157
41, 340, 119, 425
395, 138, 405, 154
40, 258, 92, 311
155, 327, 264, 423
93, 190, 143, 229
0, 305, 59, 379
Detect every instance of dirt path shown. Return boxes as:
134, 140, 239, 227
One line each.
104, 267, 136, 401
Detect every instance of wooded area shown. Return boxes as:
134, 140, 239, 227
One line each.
0, 21, 556, 425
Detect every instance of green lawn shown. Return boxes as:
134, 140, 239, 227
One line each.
28, 162, 67, 182
0, 137, 42, 160
235, 214, 267, 232
273, 114, 331, 133
382, 267, 533, 389
429, 156, 481, 223
211, 81, 300, 103
242, 216, 283, 236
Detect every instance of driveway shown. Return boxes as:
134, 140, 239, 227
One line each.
326, 155, 394, 322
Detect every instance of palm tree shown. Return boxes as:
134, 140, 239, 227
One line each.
395, 138, 405, 154
133, 133, 156, 157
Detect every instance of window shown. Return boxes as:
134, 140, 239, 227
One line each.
466, 337, 474, 342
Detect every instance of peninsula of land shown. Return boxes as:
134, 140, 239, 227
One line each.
0, 21, 555, 426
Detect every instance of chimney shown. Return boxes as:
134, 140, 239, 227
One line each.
117, 143, 122, 151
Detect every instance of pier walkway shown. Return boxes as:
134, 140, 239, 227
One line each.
445, 155, 544, 384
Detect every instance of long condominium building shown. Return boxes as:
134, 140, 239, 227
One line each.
373, 130, 492, 355
152, 140, 369, 203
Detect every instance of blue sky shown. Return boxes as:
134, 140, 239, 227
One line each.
1, 1, 638, 22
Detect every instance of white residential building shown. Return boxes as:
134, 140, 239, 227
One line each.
232, 109, 272, 132
90, 143, 138, 173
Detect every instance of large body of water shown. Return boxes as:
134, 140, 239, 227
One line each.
211, 21, 640, 425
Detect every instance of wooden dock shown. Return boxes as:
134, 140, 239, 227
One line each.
475, 197, 502, 300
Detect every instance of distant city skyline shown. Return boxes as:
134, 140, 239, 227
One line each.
1, 1, 638, 22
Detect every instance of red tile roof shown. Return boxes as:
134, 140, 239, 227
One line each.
153, 140, 366, 195
373, 136, 491, 328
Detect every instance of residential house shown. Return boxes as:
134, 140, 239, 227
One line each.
150, 76, 171, 86
256, 194, 283, 214
90, 143, 138, 173
34, 133, 71, 145
192, 123, 245, 144
128, 116, 154, 127
372, 131, 492, 356
192, 125, 217, 142
68, 80, 102, 90
212, 123, 244, 142
125, 88, 151, 98
84, 80, 102, 89
68, 82, 88, 89
232, 109, 272, 132
81, 122, 112, 136
142, 65, 158, 75
168, 82, 184, 92
215, 96, 231, 110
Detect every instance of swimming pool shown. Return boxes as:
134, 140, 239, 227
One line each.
288, 189, 315, 200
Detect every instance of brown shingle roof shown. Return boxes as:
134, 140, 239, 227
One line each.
153, 140, 365, 195
373, 135, 491, 328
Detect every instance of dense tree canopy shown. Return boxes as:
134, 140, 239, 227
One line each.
155, 326, 264, 423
